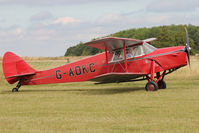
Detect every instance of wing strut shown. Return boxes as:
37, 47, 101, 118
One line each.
123, 40, 128, 72
105, 45, 109, 73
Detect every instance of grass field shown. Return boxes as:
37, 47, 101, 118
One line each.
0, 56, 199, 133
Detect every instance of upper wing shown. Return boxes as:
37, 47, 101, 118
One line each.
89, 72, 146, 83
84, 37, 143, 51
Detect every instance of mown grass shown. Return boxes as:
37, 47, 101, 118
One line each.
0, 56, 199, 133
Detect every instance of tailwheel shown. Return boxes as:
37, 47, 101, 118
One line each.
145, 81, 159, 91
158, 80, 166, 89
12, 87, 19, 92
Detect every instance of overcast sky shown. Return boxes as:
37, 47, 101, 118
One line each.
0, 0, 199, 57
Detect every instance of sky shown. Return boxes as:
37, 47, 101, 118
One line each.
0, 0, 199, 57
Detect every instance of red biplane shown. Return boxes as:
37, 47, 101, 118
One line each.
3, 30, 190, 92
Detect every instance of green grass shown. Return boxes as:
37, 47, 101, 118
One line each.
0, 57, 199, 133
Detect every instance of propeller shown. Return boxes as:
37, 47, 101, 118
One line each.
184, 27, 191, 67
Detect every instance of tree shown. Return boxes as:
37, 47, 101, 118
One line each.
174, 32, 185, 46
65, 42, 85, 56
65, 42, 102, 56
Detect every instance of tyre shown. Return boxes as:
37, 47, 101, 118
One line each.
145, 81, 159, 91
12, 88, 18, 92
158, 80, 166, 89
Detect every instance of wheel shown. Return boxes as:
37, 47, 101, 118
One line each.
158, 80, 166, 89
145, 81, 159, 91
12, 88, 18, 92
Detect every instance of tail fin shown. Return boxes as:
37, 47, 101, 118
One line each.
3, 52, 36, 84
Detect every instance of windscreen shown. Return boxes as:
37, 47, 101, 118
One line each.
141, 42, 157, 54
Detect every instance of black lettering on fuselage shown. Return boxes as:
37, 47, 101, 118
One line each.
69, 68, 74, 77
60, 63, 96, 78
56, 70, 62, 79
89, 63, 96, 72
75, 66, 81, 75
82, 64, 88, 74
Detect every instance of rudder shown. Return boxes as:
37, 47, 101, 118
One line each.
3, 52, 36, 84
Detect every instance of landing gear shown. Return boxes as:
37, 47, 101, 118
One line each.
145, 81, 158, 91
145, 79, 166, 91
145, 72, 166, 91
12, 82, 21, 92
145, 60, 167, 91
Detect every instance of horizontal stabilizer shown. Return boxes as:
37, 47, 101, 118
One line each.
7, 72, 35, 79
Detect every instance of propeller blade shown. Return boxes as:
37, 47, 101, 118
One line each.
184, 27, 190, 67
185, 27, 189, 46
187, 50, 191, 67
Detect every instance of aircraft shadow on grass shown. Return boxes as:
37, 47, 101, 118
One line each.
0, 87, 144, 95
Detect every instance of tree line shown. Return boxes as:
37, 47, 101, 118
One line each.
65, 24, 199, 56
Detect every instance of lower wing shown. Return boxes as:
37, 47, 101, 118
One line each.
89, 72, 146, 84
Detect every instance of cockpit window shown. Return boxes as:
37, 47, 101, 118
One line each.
112, 50, 124, 61
111, 42, 156, 62
129, 45, 145, 58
